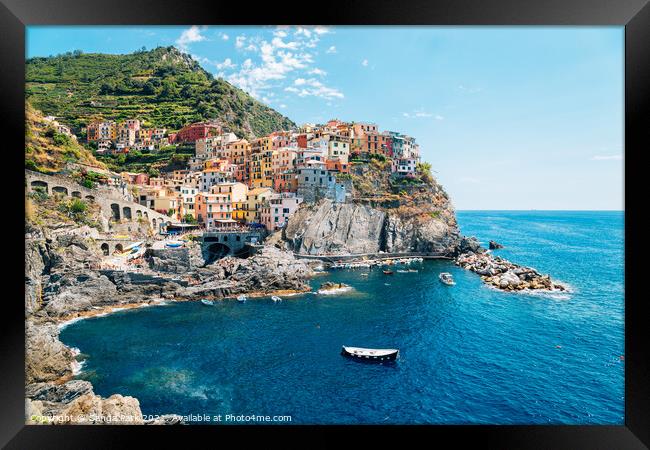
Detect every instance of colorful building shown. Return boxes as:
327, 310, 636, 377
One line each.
261, 192, 303, 230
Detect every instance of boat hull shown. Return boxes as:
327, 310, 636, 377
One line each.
341, 346, 399, 362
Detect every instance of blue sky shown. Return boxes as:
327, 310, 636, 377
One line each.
27, 26, 624, 210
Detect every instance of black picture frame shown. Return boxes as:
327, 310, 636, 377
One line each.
2, 0, 648, 447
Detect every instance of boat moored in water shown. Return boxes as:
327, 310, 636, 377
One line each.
383, 270, 394, 275
237, 294, 247, 303
271, 295, 282, 303
439, 272, 456, 286
200, 299, 214, 306
341, 346, 399, 362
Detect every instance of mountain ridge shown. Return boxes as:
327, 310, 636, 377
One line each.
26, 46, 295, 139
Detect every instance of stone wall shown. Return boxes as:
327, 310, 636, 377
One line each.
26, 170, 170, 232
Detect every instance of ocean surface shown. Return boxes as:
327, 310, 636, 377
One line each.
60, 211, 625, 424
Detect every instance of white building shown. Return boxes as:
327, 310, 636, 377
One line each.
261, 192, 303, 230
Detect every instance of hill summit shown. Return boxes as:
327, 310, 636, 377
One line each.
26, 46, 295, 139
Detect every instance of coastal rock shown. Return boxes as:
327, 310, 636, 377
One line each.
26, 380, 94, 404
383, 212, 459, 254
457, 236, 485, 255
48, 393, 144, 425
285, 199, 460, 256
26, 321, 74, 384
146, 247, 193, 273
455, 251, 565, 292
284, 199, 385, 255
42, 271, 119, 317
178, 246, 313, 299
489, 240, 504, 250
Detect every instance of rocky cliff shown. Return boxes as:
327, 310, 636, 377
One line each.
284, 160, 461, 256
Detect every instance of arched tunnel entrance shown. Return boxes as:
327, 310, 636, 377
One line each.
100, 243, 109, 256
203, 242, 231, 264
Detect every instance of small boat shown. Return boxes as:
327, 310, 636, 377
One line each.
396, 269, 409, 273
271, 295, 282, 303
200, 299, 214, 306
165, 240, 183, 248
383, 270, 394, 275
439, 272, 456, 286
341, 346, 399, 362
237, 294, 247, 303
408, 269, 419, 273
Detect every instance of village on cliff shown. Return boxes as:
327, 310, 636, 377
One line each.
76, 117, 422, 233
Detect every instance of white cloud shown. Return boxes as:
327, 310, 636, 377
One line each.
176, 26, 207, 51
313, 26, 330, 35
280, 104, 287, 108
271, 37, 299, 50
309, 68, 327, 76
220, 26, 342, 101
326, 46, 337, 54
220, 33, 229, 41
235, 35, 246, 49
590, 154, 623, 161
215, 58, 236, 70
361, 59, 369, 67
402, 109, 439, 119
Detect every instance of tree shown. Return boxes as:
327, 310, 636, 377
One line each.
183, 214, 197, 224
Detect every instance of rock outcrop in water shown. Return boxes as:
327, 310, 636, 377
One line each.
455, 246, 566, 292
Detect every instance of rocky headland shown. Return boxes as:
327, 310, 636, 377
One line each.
454, 237, 566, 292
283, 159, 460, 256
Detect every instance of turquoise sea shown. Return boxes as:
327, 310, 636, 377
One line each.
60, 211, 625, 424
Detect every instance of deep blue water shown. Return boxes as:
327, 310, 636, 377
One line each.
60, 211, 624, 424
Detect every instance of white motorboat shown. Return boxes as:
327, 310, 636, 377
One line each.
439, 272, 456, 286
200, 299, 214, 306
271, 295, 282, 303
237, 294, 247, 303
341, 346, 399, 362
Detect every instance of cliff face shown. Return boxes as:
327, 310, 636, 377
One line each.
283, 160, 461, 256
284, 200, 386, 255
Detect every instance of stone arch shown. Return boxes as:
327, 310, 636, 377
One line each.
52, 186, 69, 196
71, 191, 82, 198
152, 218, 157, 228
204, 242, 231, 264
122, 206, 132, 220
30, 180, 48, 193
110, 203, 121, 220
136, 210, 142, 218
100, 243, 109, 256
85, 195, 95, 202
144, 211, 149, 219
114, 243, 123, 254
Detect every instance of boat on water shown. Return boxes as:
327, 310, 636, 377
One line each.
341, 346, 399, 362
200, 299, 214, 306
408, 269, 419, 273
383, 270, 394, 275
271, 295, 282, 303
396, 269, 409, 273
165, 240, 183, 248
439, 272, 456, 286
237, 294, 247, 303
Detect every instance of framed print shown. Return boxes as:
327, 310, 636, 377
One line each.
1, 0, 648, 447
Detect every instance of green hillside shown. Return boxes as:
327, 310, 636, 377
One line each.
25, 46, 295, 139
